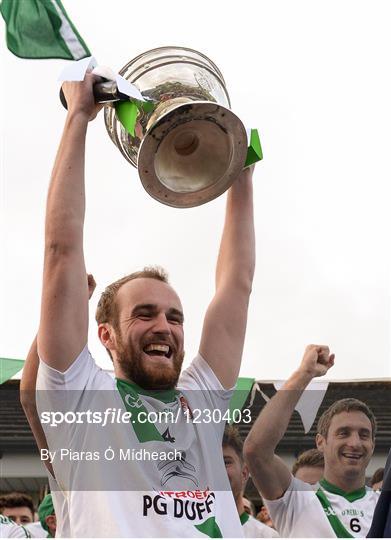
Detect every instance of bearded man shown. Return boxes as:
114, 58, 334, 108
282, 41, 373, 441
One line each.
35, 73, 256, 537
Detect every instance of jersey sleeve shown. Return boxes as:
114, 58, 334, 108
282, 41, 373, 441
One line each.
177, 354, 235, 443
263, 476, 314, 538
178, 353, 234, 404
37, 344, 101, 391
36, 345, 111, 441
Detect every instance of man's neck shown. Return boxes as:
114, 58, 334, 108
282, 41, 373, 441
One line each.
323, 469, 366, 494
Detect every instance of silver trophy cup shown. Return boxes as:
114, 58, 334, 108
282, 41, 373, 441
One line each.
104, 46, 247, 208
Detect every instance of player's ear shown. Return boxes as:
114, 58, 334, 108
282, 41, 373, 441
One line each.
98, 323, 116, 353
45, 515, 56, 533
242, 462, 250, 485
316, 433, 325, 452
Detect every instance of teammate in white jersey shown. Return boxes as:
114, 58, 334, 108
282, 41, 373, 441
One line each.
0, 495, 34, 528
0, 516, 30, 539
243, 345, 379, 538
34, 74, 256, 537
21, 278, 96, 537
223, 426, 279, 538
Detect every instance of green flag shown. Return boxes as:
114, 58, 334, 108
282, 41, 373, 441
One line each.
228, 377, 255, 423
0, 357, 24, 384
0, 0, 91, 60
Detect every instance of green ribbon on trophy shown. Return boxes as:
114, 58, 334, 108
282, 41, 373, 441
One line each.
115, 100, 156, 137
115, 101, 263, 169
115, 102, 139, 137
245, 129, 263, 167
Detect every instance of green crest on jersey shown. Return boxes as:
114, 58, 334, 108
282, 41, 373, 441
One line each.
116, 378, 179, 443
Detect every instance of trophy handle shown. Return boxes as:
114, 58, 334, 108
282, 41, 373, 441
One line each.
59, 80, 130, 110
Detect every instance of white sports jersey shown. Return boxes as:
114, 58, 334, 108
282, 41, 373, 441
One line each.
24, 522, 47, 538
37, 346, 243, 538
0, 516, 30, 538
264, 476, 379, 538
240, 513, 279, 538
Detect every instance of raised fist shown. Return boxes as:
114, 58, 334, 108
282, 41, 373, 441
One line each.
299, 344, 335, 379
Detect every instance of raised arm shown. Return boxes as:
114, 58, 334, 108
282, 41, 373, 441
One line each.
243, 345, 334, 500
37, 75, 101, 372
199, 165, 255, 389
19, 336, 54, 476
21, 276, 96, 473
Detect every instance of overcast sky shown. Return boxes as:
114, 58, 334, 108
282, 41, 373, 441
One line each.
1, 0, 391, 380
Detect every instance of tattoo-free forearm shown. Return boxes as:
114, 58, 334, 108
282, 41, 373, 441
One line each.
215, 170, 255, 291
246, 369, 312, 457
45, 112, 89, 252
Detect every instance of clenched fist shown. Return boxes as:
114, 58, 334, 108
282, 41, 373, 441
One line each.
61, 73, 103, 121
299, 344, 335, 379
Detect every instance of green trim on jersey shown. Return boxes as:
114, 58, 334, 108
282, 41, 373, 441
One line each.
319, 478, 367, 502
195, 516, 223, 538
316, 488, 353, 538
117, 378, 179, 404
116, 379, 165, 442
240, 512, 250, 525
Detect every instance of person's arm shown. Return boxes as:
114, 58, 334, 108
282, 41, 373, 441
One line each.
243, 344, 335, 500
37, 75, 102, 372
199, 166, 255, 389
20, 336, 51, 467
20, 276, 96, 474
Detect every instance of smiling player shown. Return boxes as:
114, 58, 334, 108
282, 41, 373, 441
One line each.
35, 74, 256, 537
243, 345, 379, 538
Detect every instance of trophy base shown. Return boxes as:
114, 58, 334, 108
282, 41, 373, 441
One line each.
137, 102, 247, 208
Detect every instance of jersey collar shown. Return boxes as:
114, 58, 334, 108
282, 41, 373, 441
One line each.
319, 478, 367, 502
240, 512, 250, 525
116, 378, 179, 403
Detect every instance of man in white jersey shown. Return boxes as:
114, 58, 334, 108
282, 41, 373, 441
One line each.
0, 516, 30, 539
222, 426, 279, 538
36, 74, 255, 537
25, 495, 56, 539
243, 345, 379, 538
0, 495, 34, 528
21, 278, 96, 537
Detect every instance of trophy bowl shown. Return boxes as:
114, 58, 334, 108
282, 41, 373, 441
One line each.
104, 46, 248, 208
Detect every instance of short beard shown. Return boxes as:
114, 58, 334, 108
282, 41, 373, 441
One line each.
343, 465, 364, 480
115, 332, 184, 390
